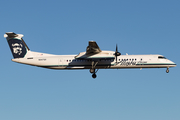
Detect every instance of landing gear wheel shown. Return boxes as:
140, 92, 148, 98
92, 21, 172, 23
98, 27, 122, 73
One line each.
92, 73, 97, 78
166, 68, 169, 73
90, 69, 95, 73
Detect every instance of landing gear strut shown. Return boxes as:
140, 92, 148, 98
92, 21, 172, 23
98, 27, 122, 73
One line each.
166, 67, 169, 73
90, 61, 99, 78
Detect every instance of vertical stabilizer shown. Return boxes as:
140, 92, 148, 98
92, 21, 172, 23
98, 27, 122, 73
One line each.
4, 32, 30, 58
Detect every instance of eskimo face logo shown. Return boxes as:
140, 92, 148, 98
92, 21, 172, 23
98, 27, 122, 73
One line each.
8, 39, 27, 58
12, 43, 23, 55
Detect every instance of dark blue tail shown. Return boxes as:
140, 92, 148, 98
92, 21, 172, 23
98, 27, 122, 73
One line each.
4, 32, 30, 58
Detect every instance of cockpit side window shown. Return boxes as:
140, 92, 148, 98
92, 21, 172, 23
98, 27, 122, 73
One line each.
158, 56, 167, 59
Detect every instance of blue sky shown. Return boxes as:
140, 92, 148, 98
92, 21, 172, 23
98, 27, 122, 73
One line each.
1, 0, 180, 120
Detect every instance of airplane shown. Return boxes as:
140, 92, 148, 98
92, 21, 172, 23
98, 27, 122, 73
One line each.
4, 32, 176, 78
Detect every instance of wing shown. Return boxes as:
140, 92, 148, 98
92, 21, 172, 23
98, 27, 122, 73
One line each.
75, 41, 115, 60
86, 41, 101, 55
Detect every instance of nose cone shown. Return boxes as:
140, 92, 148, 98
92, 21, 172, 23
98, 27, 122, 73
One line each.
169, 60, 176, 67
172, 62, 177, 67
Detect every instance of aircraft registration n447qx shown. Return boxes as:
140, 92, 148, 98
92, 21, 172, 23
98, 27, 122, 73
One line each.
4, 32, 176, 78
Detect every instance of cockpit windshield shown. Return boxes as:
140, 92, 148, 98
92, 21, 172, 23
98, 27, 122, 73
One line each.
158, 56, 167, 59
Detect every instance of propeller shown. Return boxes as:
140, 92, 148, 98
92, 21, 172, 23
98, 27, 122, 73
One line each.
114, 44, 121, 63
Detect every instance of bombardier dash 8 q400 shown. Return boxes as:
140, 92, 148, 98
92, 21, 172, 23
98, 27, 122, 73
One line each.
4, 32, 176, 78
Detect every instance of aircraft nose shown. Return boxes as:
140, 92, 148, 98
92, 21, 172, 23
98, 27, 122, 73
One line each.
171, 61, 177, 67
173, 62, 177, 67
167, 59, 176, 67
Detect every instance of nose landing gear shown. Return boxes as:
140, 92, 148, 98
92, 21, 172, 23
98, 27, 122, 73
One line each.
166, 67, 169, 73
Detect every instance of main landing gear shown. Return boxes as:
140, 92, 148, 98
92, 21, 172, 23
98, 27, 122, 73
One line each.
90, 68, 99, 78
166, 67, 169, 73
90, 61, 99, 78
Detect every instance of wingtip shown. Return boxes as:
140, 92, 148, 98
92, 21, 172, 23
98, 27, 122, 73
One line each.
89, 40, 96, 43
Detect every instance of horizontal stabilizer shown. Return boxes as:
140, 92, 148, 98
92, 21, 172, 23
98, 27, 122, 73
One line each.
4, 32, 18, 38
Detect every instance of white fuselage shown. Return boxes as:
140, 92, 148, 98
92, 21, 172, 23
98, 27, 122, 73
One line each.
4, 32, 176, 78
12, 51, 176, 70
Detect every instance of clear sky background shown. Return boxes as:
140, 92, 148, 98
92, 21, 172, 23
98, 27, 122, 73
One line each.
0, 0, 180, 120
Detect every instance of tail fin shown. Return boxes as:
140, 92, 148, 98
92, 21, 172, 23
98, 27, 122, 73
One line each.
4, 32, 30, 58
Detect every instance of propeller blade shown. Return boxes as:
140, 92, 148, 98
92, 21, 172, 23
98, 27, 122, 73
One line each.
116, 44, 118, 52
116, 56, 117, 63
114, 44, 121, 63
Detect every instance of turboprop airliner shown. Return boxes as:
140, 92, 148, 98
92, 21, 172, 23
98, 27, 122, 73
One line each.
4, 32, 176, 78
